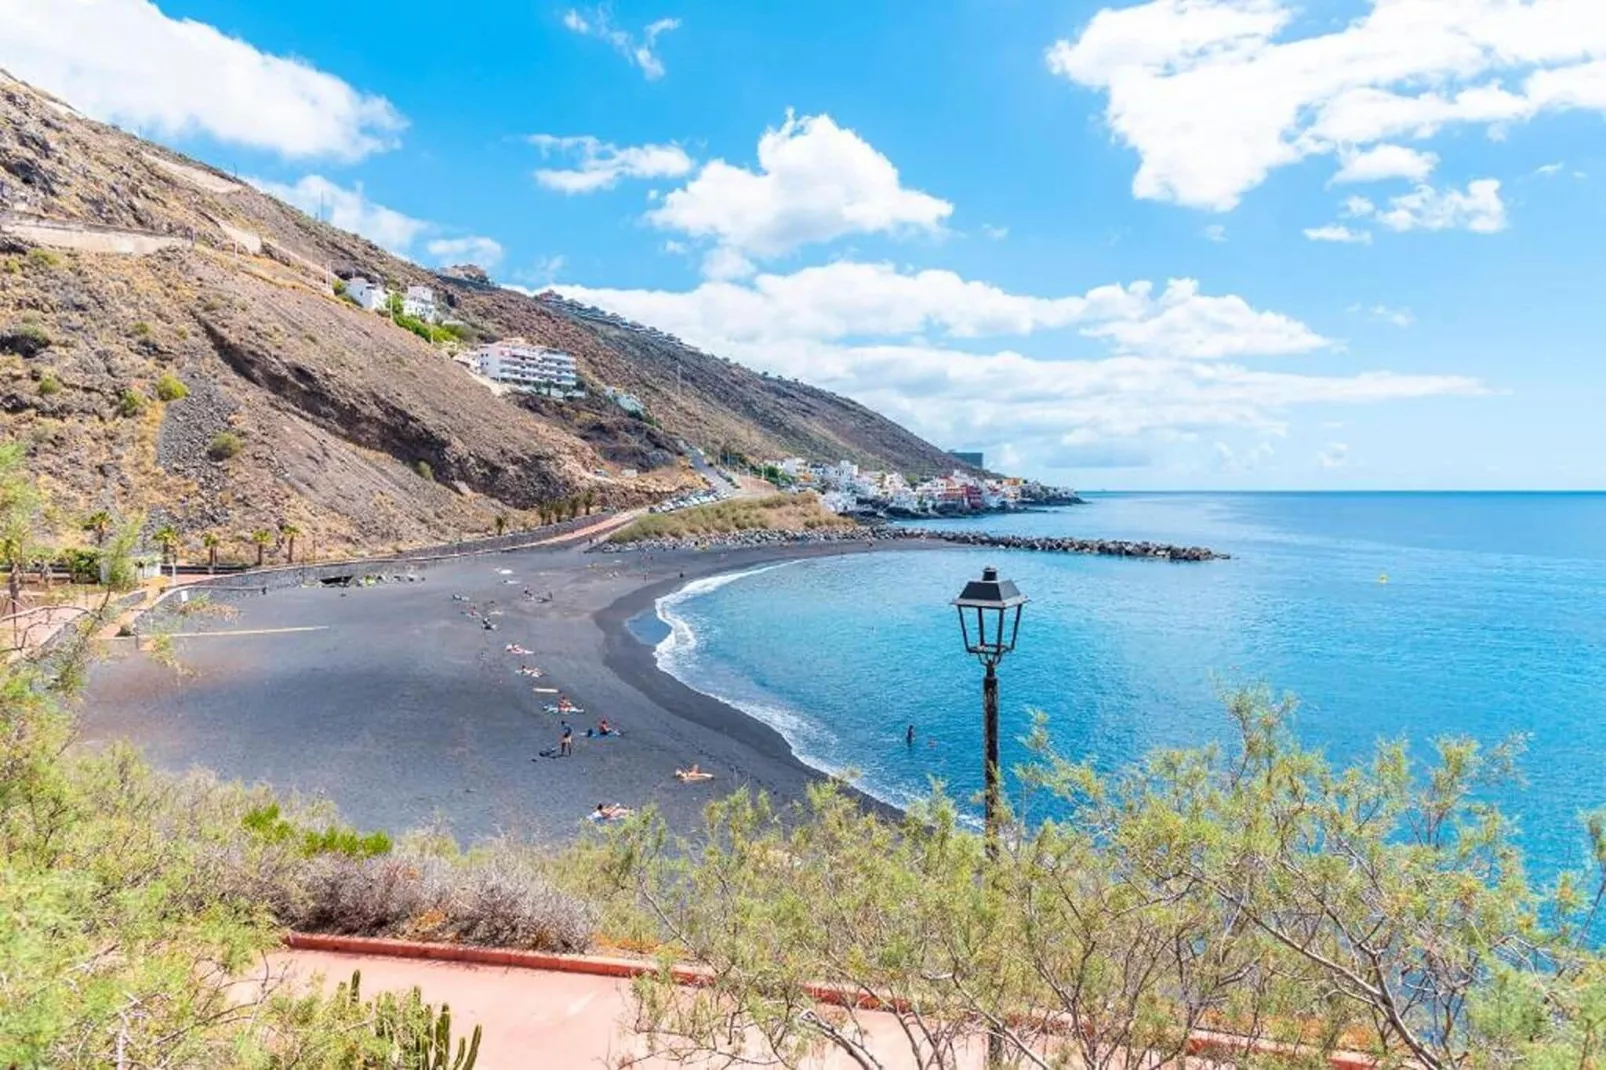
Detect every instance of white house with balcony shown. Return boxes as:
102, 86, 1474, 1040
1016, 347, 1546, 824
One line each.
402, 285, 438, 323
345, 277, 390, 312
471, 338, 581, 396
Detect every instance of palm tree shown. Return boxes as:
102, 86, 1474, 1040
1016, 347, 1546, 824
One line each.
248, 529, 273, 568
152, 524, 180, 576
494, 514, 508, 537
581, 489, 597, 516
83, 509, 114, 546
279, 522, 302, 564
201, 532, 220, 574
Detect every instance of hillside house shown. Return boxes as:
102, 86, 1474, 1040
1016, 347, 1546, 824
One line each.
345, 277, 389, 312
403, 285, 438, 323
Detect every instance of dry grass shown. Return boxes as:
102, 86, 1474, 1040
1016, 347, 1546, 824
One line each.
610, 492, 855, 543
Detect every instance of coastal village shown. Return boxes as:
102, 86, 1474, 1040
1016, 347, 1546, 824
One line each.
764, 456, 1081, 517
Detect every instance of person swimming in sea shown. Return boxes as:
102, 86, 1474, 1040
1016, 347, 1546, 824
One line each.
906, 724, 916, 747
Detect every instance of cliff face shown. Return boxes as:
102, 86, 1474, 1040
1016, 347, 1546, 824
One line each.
0, 69, 964, 557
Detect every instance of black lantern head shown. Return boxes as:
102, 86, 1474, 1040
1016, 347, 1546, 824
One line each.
952, 566, 1027, 666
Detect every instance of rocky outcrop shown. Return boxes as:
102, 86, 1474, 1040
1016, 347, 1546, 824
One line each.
596, 525, 1228, 562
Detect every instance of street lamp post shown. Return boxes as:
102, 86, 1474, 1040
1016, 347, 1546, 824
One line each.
951, 566, 1027, 857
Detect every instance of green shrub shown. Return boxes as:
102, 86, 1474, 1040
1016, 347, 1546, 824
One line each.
26, 247, 60, 269
116, 388, 148, 417
37, 374, 60, 397
415, 460, 434, 482
331, 278, 347, 295
241, 803, 393, 859
1, 256, 18, 274
0, 322, 51, 358
154, 373, 189, 401
394, 313, 454, 344
131, 321, 152, 338
207, 431, 243, 460
53, 546, 100, 582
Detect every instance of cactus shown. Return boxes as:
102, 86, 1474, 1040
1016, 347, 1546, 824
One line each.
328, 971, 481, 1069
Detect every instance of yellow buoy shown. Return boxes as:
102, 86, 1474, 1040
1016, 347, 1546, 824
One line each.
1378, 573, 1389, 584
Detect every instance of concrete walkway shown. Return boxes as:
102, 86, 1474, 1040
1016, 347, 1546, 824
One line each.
270, 949, 993, 1069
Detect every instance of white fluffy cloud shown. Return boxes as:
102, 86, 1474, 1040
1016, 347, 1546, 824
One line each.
529, 134, 694, 193
555, 261, 1484, 472
1047, 0, 1606, 210
1304, 224, 1373, 244
561, 7, 679, 80
1308, 178, 1504, 239
1332, 144, 1438, 185
1375, 179, 1507, 233
425, 236, 504, 268
0, 0, 404, 160
648, 112, 953, 274
561, 261, 1328, 356
250, 175, 427, 253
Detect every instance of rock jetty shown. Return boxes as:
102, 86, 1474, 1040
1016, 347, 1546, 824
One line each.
906, 527, 1225, 561
598, 526, 1227, 562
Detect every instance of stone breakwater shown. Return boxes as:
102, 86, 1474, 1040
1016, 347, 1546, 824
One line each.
598, 526, 1227, 562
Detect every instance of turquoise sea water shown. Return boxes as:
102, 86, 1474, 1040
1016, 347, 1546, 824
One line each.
653, 493, 1606, 881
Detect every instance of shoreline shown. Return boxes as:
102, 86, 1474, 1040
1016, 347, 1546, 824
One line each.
591, 540, 947, 823
78, 538, 933, 847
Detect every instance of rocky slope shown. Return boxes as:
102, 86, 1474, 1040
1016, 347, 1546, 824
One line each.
0, 69, 965, 558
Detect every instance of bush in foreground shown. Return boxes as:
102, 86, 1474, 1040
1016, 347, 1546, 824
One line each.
574, 690, 1606, 1069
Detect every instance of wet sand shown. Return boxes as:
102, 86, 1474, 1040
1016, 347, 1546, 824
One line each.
78, 538, 925, 845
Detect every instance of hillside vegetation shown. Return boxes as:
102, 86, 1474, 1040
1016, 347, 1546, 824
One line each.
609, 492, 856, 543
0, 69, 964, 558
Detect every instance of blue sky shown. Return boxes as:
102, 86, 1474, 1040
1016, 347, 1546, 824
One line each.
5, 0, 1605, 489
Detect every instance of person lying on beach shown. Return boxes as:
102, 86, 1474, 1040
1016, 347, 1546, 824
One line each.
675, 765, 713, 782
516, 666, 545, 677
592, 803, 632, 821
505, 643, 532, 655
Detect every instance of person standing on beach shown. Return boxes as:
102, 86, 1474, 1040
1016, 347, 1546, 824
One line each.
560, 721, 573, 756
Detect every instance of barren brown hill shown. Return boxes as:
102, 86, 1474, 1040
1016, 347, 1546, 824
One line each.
0, 69, 963, 559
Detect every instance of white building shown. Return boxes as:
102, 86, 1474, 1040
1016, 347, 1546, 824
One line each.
402, 285, 438, 323
345, 277, 389, 312
471, 338, 580, 395
603, 386, 646, 415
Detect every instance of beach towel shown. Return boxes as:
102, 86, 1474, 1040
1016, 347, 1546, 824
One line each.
585, 729, 622, 739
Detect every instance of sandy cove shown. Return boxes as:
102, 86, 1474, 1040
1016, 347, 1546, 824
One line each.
77, 537, 935, 846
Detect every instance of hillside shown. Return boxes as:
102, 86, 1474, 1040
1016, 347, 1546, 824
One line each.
0, 69, 964, 557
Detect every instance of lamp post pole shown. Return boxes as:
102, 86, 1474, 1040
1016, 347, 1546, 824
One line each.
983, 659, 1001, 859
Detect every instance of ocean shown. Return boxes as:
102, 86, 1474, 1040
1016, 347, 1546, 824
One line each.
650, 493, 1606, 882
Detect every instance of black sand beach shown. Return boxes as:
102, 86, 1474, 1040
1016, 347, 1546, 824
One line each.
78, 538, 927, 845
